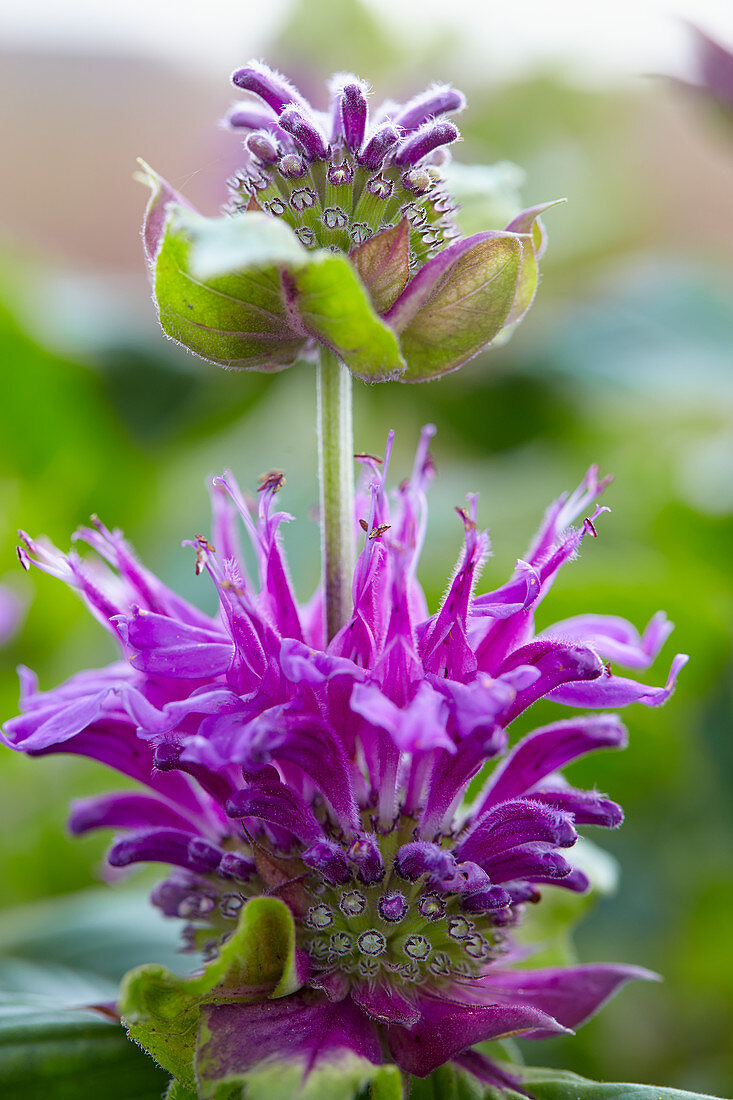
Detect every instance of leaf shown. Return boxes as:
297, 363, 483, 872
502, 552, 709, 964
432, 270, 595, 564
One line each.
0, 994, 168, 1100
504, 201, 565, 326
153, 204, 405, 381
229, 1054, 402, 1100
120, 897, 297, 1089
0, 888, 184, 981
409, 1063, 484, 1099
166, 1081, 200, 1100
512, 1065, 721, 1100
288, 252, 405, 381
349, 221, 410, 314
384, 234, 522, 382
154, 207, 306, 372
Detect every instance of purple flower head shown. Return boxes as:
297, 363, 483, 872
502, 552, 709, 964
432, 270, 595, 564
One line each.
3, 430, 683, 1090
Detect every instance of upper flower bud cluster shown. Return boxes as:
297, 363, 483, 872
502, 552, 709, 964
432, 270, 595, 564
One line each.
139, 62, 562, 382
226, 63, 464, 264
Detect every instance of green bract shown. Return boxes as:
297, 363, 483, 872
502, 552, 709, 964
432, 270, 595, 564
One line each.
141, 163, 558, 383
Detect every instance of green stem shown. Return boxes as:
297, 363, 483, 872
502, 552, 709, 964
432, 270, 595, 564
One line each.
317, 348, 355, 641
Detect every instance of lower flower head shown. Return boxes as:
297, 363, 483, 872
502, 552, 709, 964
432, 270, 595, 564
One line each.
3, 428, 684, 1087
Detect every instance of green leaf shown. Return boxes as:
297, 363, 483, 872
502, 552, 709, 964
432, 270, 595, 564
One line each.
513, 1065, 721, 1100
391, 235, 522, 382
0, 994, 169, 1100
154, 207, 306, 372
120, 897, 298, 1090
349, 221, 410, 315
504, 201, 565, 327
216, 1052, 402, 1100
153, 206, 405, 381
166, 1081, 200, 1100
0, 888, 184, 982
287, 252, 405, 381
409, 1063, 485, 1099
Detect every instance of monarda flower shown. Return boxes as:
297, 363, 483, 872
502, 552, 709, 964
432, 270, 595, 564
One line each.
3, 429, 686, 1097
142, 62, 559, 383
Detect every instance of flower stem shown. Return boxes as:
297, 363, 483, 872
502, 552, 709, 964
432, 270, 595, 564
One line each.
317, 348, 355, 641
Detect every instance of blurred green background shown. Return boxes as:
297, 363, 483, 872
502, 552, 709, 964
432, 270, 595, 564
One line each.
1, 0, 732, 1095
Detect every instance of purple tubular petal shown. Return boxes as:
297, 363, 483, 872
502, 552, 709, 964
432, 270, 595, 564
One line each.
150, 875, 216, 918
472, 559, 541, 620
481, 844, 573, 885
226, 776, 323, 846
394, 85, 466, 132
278, 107, 329, 161
120, 610, 233, 679
226, 106, 289, 143
230, 63, 302, 115
199, 995, 382, 1083
479, 963, 659, 1039
219, 851, 256, 881
393, 121, 459, 167
385, 992, 568, 1077
350, 681, 453, 754
246, 131, 280, 164
302, 839, 350, 884
280, 639, 367, 686
457, 800, 577, 866
107, 828, 223, 873
395, 841, 456, 882
543, 866, 590, 893
352, 982, 420, 1026
478, 715, 628, 809
3, 688, 110, 753
532, 787, 624, 828
542, 611, 673, 670
340, 82, 368, 151
348, 836, 384, 884
68, 792, 197, 836
549, 653, 689, 708
357, 124, 400, 169
498, 641, 605, 723
461, 885, 512, 914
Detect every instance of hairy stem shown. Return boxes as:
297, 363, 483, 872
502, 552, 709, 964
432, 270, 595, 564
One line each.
317, 349, 355, 641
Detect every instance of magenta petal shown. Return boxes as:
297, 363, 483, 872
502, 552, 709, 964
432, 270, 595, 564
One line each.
68, 792, 198, 836
352, 982, 420, 1026
477, 714, 627, 810
197, 994, 382, 1084
385, 992, 568, 1077
121, 610, 233, 679
479, 963, 659, 1038
457, 800, 576, 866
2, 689, 109, 752
541, 611, 673, 670
472, 559, 541, 620
549, 653, 689, 708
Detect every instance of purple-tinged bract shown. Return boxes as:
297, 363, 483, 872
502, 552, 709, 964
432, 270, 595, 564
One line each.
3, 430, 686, 1089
